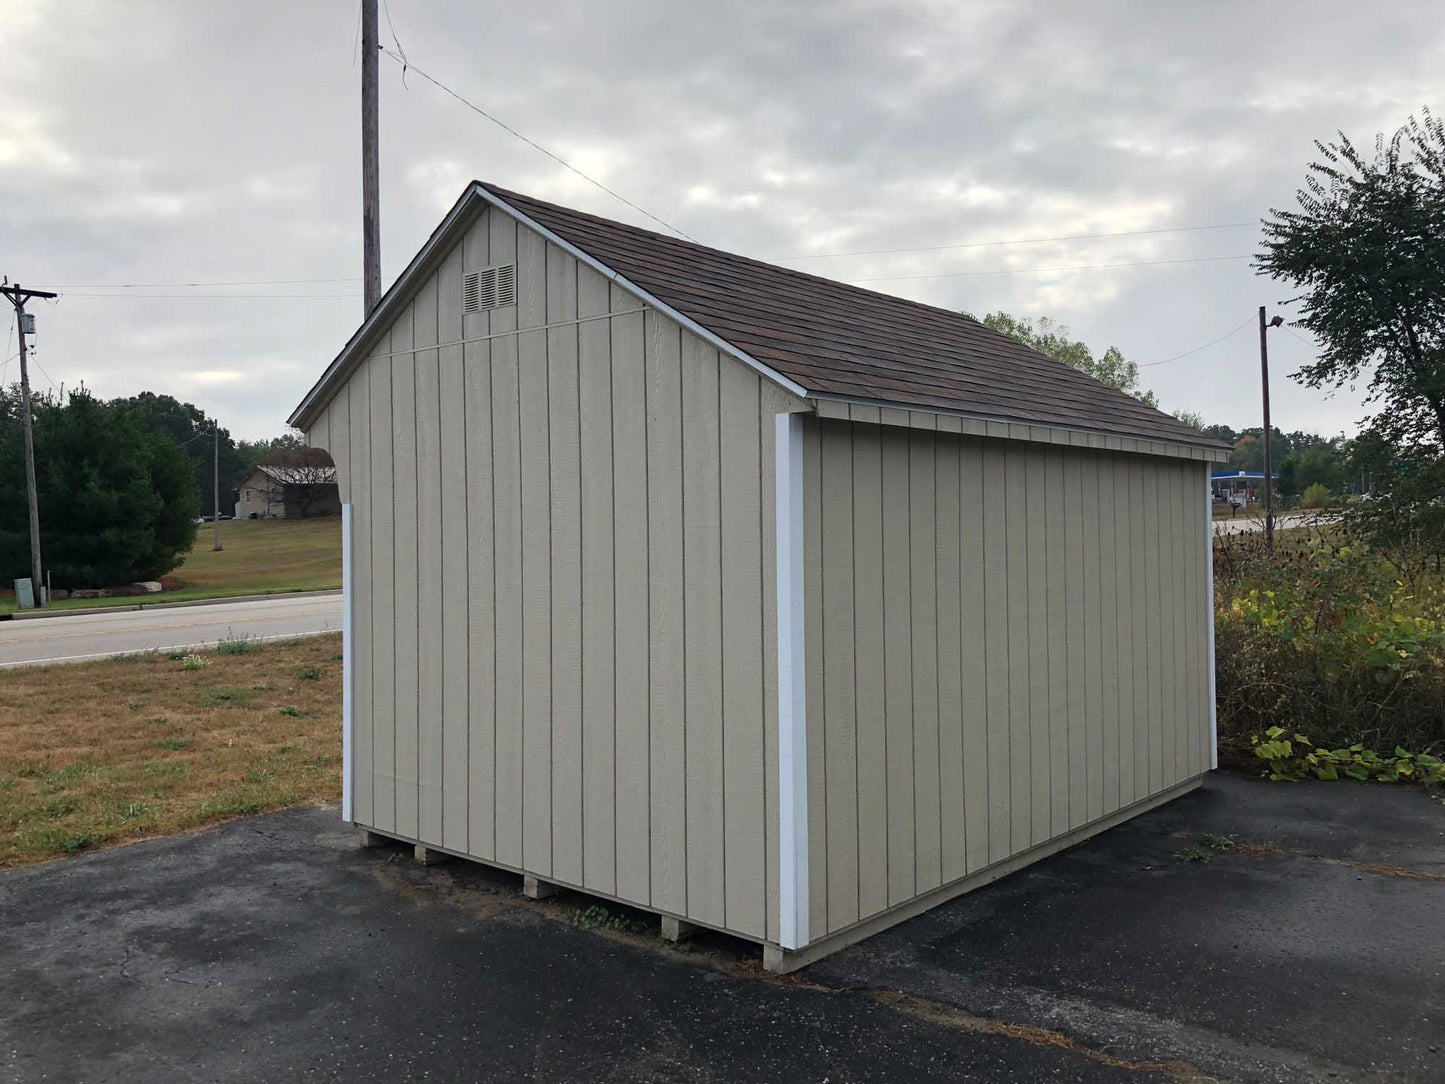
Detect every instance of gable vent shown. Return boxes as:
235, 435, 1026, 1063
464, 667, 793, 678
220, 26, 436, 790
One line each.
463, 263, 517, 314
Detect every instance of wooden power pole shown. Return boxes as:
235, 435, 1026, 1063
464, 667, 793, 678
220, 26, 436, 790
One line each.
1, 282, 57, 606
362, 0, 381, 317
212, 420, 223, 551
1258, 306, 1282, 551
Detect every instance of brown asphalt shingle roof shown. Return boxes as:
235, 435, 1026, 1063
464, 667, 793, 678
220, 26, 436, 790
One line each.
483, 183, 1225, 450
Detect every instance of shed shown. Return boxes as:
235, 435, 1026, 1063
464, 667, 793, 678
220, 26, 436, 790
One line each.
289, 182, 1232, 971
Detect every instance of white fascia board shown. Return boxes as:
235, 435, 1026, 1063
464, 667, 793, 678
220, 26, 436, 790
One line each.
1204, 467, 1218, 770
774, 411, 809, 950
288, 189, 480, 430
341, 502, 355, 821
474, 185, 810, 402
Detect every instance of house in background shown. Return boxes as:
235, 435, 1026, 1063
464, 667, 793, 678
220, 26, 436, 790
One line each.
291, 181, 1231, 972
235, 463, 340, 519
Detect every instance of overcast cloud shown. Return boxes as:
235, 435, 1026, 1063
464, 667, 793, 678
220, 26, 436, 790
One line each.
2, 0, 1442, 440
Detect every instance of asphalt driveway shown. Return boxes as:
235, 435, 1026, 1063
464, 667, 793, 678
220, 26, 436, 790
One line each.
2, 774, 1440, 1083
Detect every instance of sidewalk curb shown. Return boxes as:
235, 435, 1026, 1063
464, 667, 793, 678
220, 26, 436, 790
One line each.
0, 588, 342, 622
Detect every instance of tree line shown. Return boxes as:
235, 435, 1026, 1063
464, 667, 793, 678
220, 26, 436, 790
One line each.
0, 388, 327, 590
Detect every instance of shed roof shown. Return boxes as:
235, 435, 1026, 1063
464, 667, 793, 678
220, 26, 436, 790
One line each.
292, 181, 1227, 453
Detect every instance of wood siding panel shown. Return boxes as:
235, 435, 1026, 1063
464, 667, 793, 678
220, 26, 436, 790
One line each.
464, 332, 496, 859
578, 266, 615, 895
850, 423, 889, 918
610, 296, 650, 904
415, 274, 443, 845
1024, 445, 1050, 843
369, 349, 396, 834
548, 246, 583, 887
881, 425, 916, 903
518, 319, 552, 876
805, 433, 1212, 935
981, 442, 1010, 863
720, 365, 766, 938
438, 340, 468, 852
958, 439, 988, 875
909, 429, 942, 892
804, 416, 827, 936
935, 437, 965, 882
683, 334, 725, 929
349, 365, 373, 829
819, 419, 858, 933
391, 301, 420, 841
646, 311, 686, 916
1004, 444, 1030, 853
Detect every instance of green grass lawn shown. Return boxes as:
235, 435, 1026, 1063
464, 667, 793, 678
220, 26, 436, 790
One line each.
0, 518, 341, 615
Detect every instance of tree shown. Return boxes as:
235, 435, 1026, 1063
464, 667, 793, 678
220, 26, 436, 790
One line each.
1173, 409, 1207, 430
116, 392, 247, 515
1257, 111, 1445, 450
0, 388, 199, 588
258, 443, 336, 518
972, 312, 1159, 407
237, 431, 307, 473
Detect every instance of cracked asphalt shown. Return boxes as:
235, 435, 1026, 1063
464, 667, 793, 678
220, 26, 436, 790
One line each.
2, 773, 1441, 1083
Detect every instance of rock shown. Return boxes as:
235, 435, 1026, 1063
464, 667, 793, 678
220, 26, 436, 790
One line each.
132, 581, 164, 594
70, 589, 108, 599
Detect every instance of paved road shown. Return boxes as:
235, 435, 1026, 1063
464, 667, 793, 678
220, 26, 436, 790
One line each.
1213, 510, 1326, 536
0, 594, 342, 668
2, 774, 1440, 1082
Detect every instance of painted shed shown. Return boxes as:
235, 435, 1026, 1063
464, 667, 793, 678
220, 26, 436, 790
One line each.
289, 182, 1232, 971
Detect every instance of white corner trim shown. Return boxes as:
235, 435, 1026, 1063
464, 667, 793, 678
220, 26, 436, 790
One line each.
476, 185, 810, 402
341, 503, 355, 821
1204, 468, 1218, 770
775, 411, 809, 950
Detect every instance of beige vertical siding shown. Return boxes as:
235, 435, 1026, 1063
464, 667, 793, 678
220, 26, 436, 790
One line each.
309, 206, 798, 942
803, 416, 1211, 939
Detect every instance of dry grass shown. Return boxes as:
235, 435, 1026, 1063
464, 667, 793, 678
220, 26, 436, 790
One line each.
0, 633, 342, 869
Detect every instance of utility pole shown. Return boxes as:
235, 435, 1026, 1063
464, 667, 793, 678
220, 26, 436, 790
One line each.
1258, 306, 1283, 551
362, 0, 381, 317
1, 282, 57, 606
212, 420, 223, 551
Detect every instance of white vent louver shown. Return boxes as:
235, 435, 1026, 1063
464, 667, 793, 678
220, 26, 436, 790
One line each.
463, 263, 517, 315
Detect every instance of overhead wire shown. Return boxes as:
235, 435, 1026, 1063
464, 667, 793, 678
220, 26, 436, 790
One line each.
772, 221, 1258, 261
377, 46, 699, 243
843, 252, 1251, 284
1140, 316, 1256, 368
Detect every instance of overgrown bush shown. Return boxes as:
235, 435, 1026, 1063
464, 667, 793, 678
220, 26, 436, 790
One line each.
1299, 482, 1332, 509
1213, 528, 1445, 760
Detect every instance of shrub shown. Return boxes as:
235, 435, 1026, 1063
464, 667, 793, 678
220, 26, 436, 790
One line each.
1300, 482, 1332, 509
1213, 529, 1445, 758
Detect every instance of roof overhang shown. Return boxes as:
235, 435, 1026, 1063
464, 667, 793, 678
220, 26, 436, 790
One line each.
289, 182, 806, 432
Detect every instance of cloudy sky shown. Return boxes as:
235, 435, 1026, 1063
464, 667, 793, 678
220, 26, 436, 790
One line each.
2, 1, 1441, 440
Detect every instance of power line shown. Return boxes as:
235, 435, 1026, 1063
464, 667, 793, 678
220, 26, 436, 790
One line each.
377, 46, 699, 243
56, 292, 359, 300
1141, 316, 1256, 368
38, 277, 359, 288
773, 221, 1257, 262
843, 252, 1251, 284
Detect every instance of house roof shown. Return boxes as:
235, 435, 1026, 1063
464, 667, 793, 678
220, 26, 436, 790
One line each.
251, 464, 337, 486
291, 181, 1227, 453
